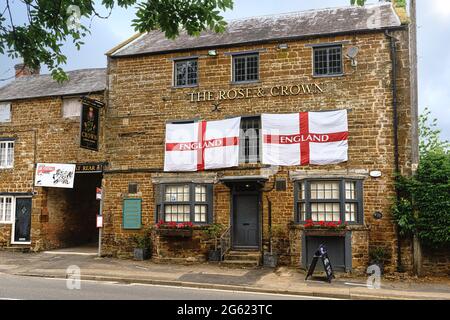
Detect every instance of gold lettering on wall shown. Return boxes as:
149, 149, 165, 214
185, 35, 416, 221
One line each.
188, 83, 325, 103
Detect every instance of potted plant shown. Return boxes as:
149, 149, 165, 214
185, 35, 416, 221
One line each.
132, 230, 152, 261
155, 220, 194, 238
203, 224, 224, 262
369, 247, 391, 274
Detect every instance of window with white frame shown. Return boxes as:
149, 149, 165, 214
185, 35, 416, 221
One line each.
0, 196, 13, 223
295, 179, 363, 224
62, 98, 81, 118
157, 183, 213, 224
0, 140, 14, 168
0, 103, 11, 123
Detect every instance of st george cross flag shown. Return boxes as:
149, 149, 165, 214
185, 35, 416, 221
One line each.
164, 117, 241, 172
262, 110, 348, 166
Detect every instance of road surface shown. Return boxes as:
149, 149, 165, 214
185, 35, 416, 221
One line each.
0, 273, 331, 300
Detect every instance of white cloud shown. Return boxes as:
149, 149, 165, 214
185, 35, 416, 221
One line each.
430, 0, 450, 19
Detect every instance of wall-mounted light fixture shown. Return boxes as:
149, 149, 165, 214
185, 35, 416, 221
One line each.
208, 49, 217, 57
373, 211, 383, 220
277, 43, 289, 50
370, 170, 382, 178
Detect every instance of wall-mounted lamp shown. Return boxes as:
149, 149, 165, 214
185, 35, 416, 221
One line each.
373, 211, 383, 220
277, 43, 289, 50
370, 170, 382, 178
208, 50, 217, 56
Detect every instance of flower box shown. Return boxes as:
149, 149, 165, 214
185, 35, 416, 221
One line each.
157, 228, 193, 238
303, 220, 347, 236
304, 229, 347, 237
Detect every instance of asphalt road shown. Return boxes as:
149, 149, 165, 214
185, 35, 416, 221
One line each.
0, 273, 327, 300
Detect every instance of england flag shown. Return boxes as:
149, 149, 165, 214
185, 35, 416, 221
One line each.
262, 110, 349, 166
164, 117, 241, 172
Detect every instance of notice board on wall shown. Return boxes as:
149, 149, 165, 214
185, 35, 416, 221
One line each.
123, 198, 142, 229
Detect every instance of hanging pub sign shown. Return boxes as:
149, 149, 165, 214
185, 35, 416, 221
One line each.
35, 163, 76, 189
80, 103, 100, 151
305, 244, 335, 283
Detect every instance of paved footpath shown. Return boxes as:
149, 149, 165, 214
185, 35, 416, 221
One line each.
0, 250, 449, 300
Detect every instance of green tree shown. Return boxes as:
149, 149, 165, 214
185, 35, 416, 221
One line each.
351, 0, 406, 7
393, 110, 450, 248
0, 0, 233, 81
419, 107, 450, 156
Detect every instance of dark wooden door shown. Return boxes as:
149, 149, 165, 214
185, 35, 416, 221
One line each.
14, 198, 32, 243
233, 194, 259, 248
305, 236, 346, 271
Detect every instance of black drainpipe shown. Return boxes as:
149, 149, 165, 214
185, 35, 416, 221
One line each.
385, 29, 403, 272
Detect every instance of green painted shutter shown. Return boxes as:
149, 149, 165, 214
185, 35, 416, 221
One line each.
123, 199, 142, 229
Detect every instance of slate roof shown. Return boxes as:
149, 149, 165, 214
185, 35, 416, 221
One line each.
111, 3, 401, 57
0, 68, 106, 102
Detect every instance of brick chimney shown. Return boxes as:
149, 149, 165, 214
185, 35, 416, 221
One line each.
14, 63, 40, 78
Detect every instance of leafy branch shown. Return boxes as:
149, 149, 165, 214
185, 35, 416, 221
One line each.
1, 0, 234, 82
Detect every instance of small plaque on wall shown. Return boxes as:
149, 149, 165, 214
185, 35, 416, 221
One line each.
123, 198, 142, 229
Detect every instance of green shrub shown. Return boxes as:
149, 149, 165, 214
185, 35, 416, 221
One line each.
393, 151, 450, 248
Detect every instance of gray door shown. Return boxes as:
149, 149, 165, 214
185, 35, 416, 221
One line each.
233, 194, 259, 248
14, 198, 32, 243
305, 236, 346, 271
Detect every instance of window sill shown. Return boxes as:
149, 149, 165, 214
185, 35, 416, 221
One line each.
0, 167, 14, 170
62, 116, 81, 121
0, 222, 13, 225
312, 73, 345, 79
171, 84, 199, 89
230, 80, 261, 86
303, 229, 347, 237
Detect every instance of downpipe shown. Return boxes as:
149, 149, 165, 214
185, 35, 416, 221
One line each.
385, 30, 403, 272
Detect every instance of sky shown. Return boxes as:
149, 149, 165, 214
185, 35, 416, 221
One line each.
0, 0, 449, 140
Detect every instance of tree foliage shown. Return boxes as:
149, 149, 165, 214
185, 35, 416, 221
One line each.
392, 110, 450, 248
419, 107, 450, 156
351, 0, 406, 8
0, 0, 233, 82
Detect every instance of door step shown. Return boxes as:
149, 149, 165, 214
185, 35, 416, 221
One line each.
2, 246, 31, 253
221, 250, 262, 268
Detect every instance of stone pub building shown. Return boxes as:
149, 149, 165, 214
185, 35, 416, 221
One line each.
2, 3, 435, 274
103, 3, 417, 273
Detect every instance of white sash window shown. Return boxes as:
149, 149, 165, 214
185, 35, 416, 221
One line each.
0, 140, 14, 168
0, 196, 13, 223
